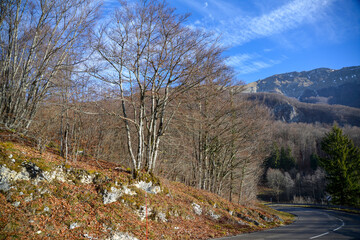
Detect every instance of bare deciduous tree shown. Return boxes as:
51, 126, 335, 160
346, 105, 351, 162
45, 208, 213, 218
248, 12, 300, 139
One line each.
156, 84, 271, 203
267, 168, 285, 202
0, 0, 100, 130
91, 0, 228, 175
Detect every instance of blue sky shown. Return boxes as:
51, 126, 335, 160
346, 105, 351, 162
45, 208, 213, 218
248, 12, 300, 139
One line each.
102, 0, 360, 84
167, 0, 360, 84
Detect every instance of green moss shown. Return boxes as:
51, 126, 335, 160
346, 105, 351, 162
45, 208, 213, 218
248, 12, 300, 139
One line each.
96, 177, 123, 195
0, 142, 15, 151
128, 171, 161, 186
162, 186, 170, 195
121, 191, 146, 210
52, 181, 72, 199
0, 143, 24, 172
69, 196, 79, 205
168, 205, 186, 217
88, 169, 97, 174
0, 143, 57, 174
41, 192, 51, 199
29, 158, 54, 172
72, 168, 87, 176
46, 141, 59, 150
67, 168, 92, 185
77, 191, 96, 203
93, 172, 109, 185
190, 192, 206, 203
0, 159, 23, 173
28, 202, 44, 215
64, 164, 71, 169
212, 224, 222, 230
13, 180, 37, 196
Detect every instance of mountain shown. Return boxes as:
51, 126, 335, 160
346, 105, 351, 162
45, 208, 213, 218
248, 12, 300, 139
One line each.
0, 130, 291, 239
243, 66, 360, 108
243, 93, 360, 127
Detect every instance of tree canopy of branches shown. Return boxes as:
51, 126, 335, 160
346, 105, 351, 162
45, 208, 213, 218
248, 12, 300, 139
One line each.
267, 169, 295, 202
0, 0, 99, 130
320, 125, 360, 207
157, 85, 271, 203
91, 0, 230, 175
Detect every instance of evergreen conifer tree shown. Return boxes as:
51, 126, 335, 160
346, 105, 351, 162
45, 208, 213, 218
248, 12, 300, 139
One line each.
320, 125, 360, 206
310, 153, 319, 171
265, 144, 280, 169
279, 147, 296, 171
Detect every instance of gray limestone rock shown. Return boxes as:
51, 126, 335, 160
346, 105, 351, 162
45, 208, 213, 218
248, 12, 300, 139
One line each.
106, 232, 139, 240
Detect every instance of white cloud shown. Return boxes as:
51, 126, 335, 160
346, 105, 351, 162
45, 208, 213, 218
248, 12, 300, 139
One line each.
195, 0, 335, 47
204, 2, 208, 8
227, 54, 283, 75
226, 54, 254, 67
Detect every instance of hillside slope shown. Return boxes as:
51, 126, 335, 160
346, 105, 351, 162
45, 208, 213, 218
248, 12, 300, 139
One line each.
243, 93, 360, 126
0, 131, 291, 240
243, 66, 360, 108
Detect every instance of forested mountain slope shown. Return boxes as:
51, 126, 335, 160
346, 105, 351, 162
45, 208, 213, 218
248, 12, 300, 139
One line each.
243, 66, 360, 108
243, 93, 360, 126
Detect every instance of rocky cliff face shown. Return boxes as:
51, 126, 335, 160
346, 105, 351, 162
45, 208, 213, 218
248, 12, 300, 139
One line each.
244, 66, 360, 108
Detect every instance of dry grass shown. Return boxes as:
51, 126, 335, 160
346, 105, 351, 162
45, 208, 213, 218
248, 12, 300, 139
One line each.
0, 130, 293, 239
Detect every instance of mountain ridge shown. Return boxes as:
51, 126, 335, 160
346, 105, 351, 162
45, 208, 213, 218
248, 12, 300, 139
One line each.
243, 66, 360, 108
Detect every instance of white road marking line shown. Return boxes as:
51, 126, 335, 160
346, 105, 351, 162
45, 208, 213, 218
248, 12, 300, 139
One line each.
309, 232, 329, 239
333, 218, 345, 231
309, 215, 345, 239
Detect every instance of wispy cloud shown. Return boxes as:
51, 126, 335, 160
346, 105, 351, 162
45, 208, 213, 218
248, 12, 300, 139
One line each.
183, 0, 335, 76
226, 54, 254, 68
170, 0, 360, 81
189, 0, 335, 47
222, 0, 334, 46
226, 54, 283, 75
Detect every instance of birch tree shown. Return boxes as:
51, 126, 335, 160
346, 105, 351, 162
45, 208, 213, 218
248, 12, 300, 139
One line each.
91, 0, 228, 175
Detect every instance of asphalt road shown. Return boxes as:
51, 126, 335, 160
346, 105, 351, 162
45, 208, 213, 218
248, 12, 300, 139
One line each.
212, 205, 360, 240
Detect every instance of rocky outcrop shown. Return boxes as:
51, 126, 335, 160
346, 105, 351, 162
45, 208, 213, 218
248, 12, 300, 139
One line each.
0, 165, 30, 191
192, 202, 202, 215
134, 181, 161, 194
273, 101, 301, 122
106, 232, 139, 240
0, 139, 290, 239
0, 157, 164, 238
102, 186, 125, 205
